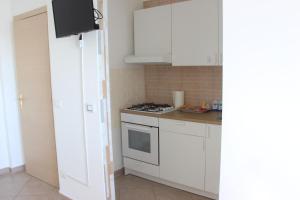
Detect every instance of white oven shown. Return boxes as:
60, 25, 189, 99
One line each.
121, 122, 159, 165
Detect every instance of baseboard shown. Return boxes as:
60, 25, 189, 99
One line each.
59, 193, 72, 200
0, 168, 10, 176
125, 168, 218, 200
114, 168, 124, 178
0, 165, 25, 176
10, 165, 25, 173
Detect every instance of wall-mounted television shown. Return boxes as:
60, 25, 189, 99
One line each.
52, 0, 99, 38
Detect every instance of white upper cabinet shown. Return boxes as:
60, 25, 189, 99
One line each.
133, 5, 172, 60
219, 0, 223, 65
127, 0, 222, 66
172, 0, 220, 66
205, 125, 222, 194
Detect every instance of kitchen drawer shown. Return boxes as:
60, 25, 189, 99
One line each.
159, 118, 206, 137
124, 157, 159, 178
121, 113, 159, 127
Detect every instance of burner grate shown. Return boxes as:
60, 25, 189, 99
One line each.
127, 103, 174, 113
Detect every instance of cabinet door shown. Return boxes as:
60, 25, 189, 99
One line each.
134, 5, 171, 57
219, 0, 223, 65
172, 0, 220, 66
160, 131, 205, 190
205, 125, 222, 194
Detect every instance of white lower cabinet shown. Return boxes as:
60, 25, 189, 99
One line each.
159, 124, 206, 190
124, 157, 159, 178
205, 125, 222, 194
159, 119, 222, 195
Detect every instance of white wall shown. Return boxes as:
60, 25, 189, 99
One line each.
106, 0, 145, 171
0, 0, 24, 169
220, 0, 300, 200
0, 73, 10, 170
107, 0, 143, 69
12, 0, 46, 15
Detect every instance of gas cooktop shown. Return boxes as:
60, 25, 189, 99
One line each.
126, 103, 174, 114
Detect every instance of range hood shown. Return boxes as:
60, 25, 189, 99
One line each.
125, 55, 172, 65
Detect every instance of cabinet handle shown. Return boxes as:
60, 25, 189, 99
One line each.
207, 56, 212, 64
175, 121, 186, 126
207, 126, 210, 138
203, 139, 206, 152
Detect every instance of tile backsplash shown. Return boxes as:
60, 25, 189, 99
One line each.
145, 65, 222, 106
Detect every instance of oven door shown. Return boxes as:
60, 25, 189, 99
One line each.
122, 122, 159, 165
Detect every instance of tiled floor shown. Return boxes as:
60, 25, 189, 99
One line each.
1, 172, 212, 200
115, 175, 213, 200
0, 172, 69, 200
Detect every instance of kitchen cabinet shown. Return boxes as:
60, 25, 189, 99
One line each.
159, 118, 222, 195
172, 0, 221, 66
134, 4, 171, 59
219, 0, 223, 65
205, 125, 222, 194
159, 119, 206, 190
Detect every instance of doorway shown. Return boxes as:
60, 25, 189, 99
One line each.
14, 7, 59, 187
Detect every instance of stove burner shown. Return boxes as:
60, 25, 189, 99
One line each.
127, 103, 174, 113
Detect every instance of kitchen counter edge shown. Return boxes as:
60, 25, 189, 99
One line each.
121, 109, 222, 125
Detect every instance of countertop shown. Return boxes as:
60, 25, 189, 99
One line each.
121, 109, 222, 125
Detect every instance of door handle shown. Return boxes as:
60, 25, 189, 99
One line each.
18, 94, 24, 110
125, 123, 153, 132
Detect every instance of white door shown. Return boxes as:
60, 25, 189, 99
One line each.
172, 0, 220, 66
205, 125, 222, 194
50, 31, 108, 200
48, 4, 109, 198
160, 131, 206, 190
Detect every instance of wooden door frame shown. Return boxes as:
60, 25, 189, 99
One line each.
14, 6, 47, 21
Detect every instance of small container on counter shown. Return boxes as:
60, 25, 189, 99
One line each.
211, 99, 222, 112
212, 100, 219, 111
217, 100, 222, 111
173, 91, 185, 109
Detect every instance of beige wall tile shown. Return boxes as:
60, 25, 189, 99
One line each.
145, 66, 222, 106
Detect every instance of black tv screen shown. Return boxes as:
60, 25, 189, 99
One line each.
52, 0, 98, 38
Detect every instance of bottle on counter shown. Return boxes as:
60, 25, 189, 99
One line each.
217, 100, 222, 111
200, 100, 207, 110
212, 100, 219, 111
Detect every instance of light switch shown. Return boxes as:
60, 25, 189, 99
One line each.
86, 105, 94, 112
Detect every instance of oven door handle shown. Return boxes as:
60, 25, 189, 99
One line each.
124, 124, 155, 132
